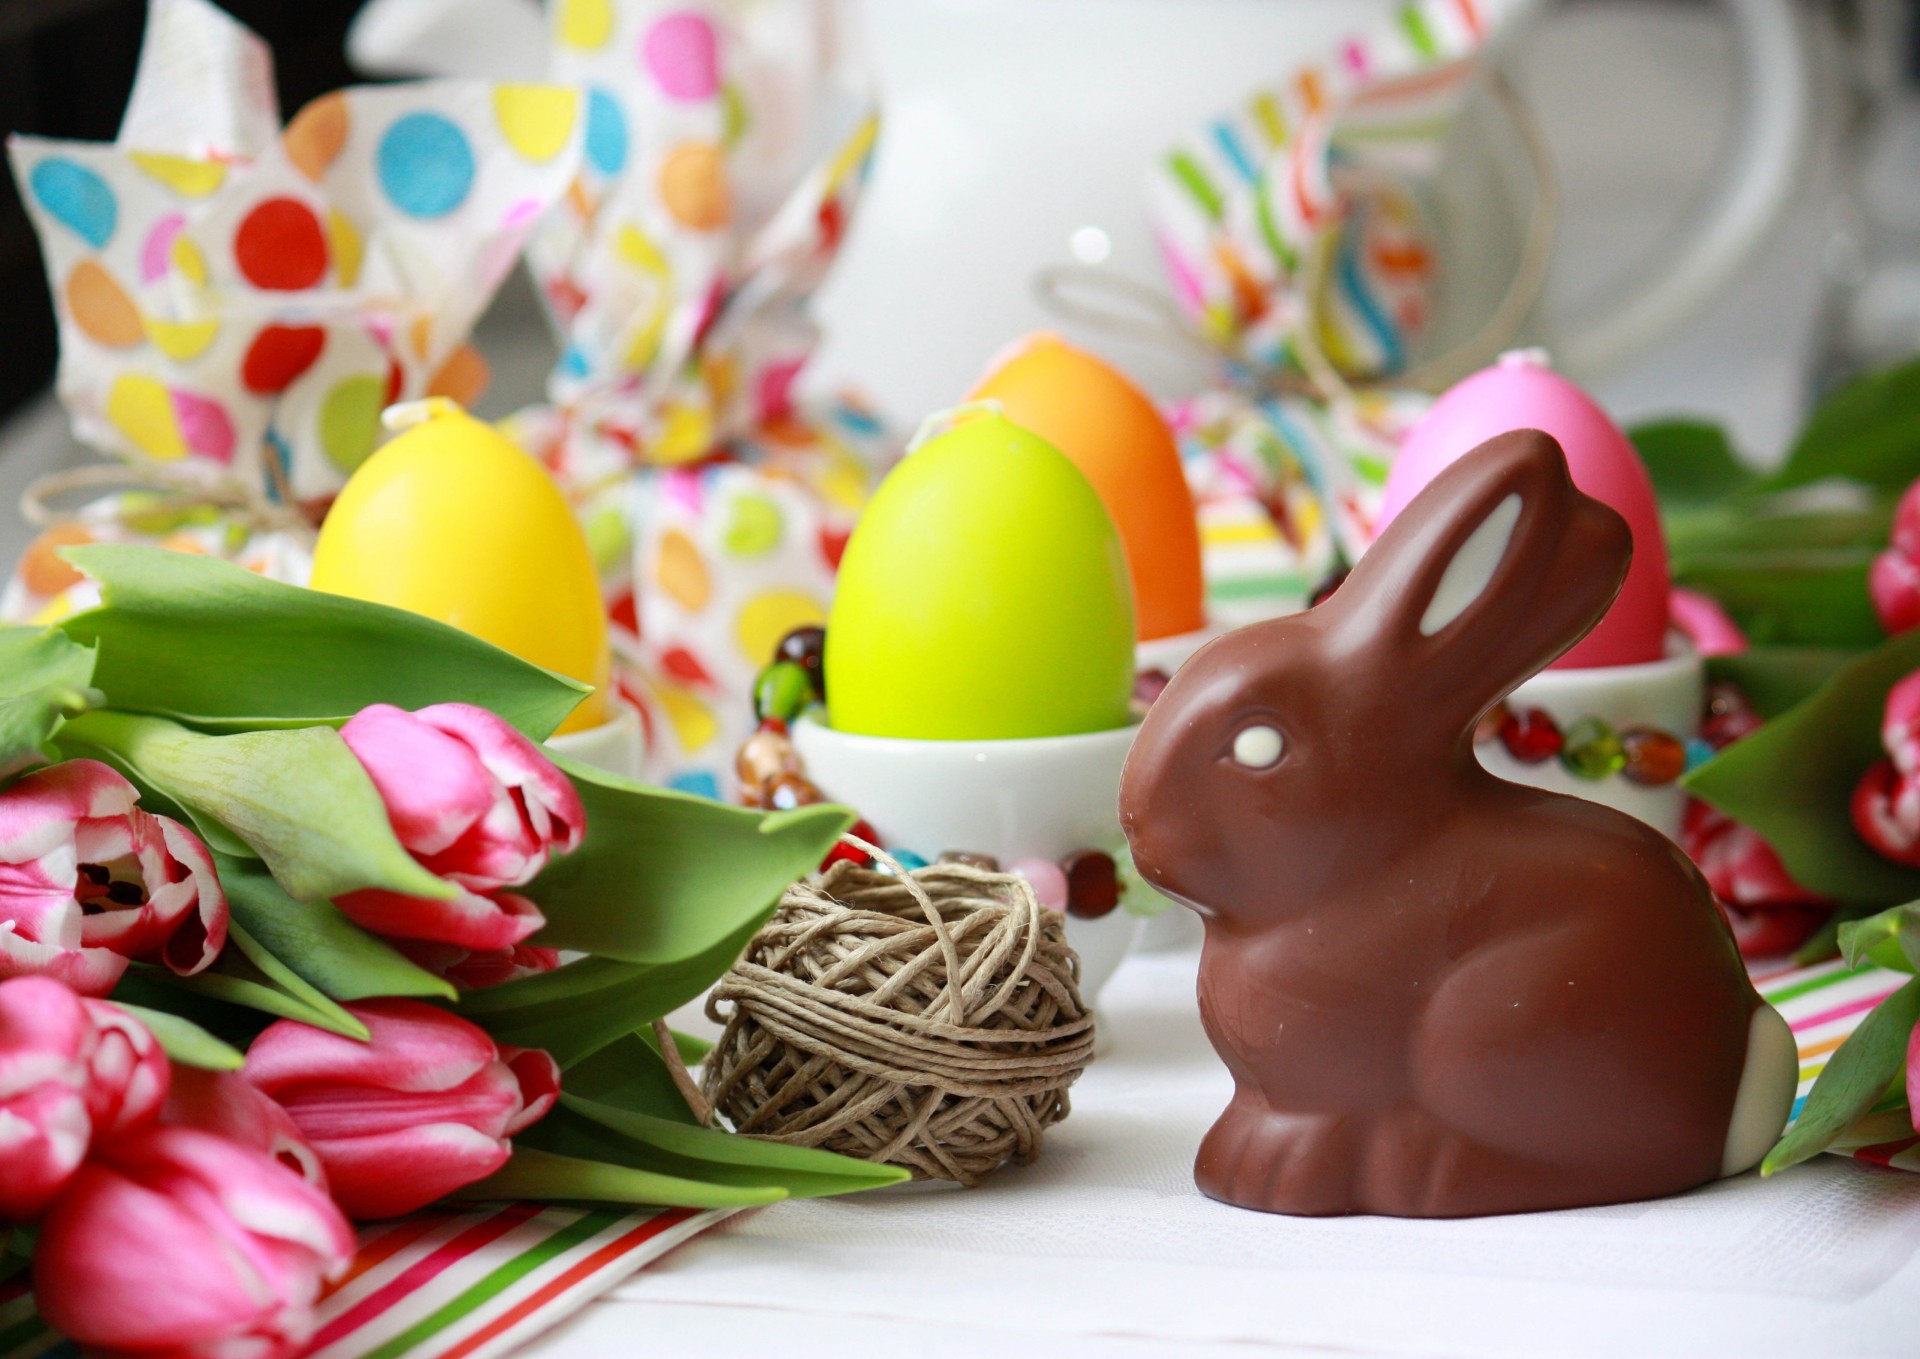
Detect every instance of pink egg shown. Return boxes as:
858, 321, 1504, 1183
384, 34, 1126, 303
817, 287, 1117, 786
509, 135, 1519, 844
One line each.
1380, 352, 1670, 669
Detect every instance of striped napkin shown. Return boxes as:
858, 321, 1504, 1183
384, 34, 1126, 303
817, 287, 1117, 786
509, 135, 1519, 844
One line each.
1, 1204, 728, 1359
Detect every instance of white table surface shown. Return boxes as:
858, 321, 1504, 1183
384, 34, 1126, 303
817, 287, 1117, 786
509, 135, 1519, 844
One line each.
530, 947, 1920, 1359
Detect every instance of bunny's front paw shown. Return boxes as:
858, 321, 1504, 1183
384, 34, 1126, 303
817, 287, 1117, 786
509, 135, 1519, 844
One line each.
1194, 1100, 1358, 1216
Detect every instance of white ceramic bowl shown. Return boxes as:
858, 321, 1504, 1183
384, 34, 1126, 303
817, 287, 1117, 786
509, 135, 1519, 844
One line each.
1479, 640, 1704, 838
544, 699, 645, 780
792, 715, 1143, 1002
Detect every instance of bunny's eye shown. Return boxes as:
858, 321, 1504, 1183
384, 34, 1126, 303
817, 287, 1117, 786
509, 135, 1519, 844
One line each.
1231, 724, 1284, 769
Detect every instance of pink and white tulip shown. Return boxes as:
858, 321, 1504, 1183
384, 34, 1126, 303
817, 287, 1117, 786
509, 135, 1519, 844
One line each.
0, 976, 168, 1221
1872, 480, 1920, 637
1682, 801, 1826, 910
34, 1126, 353, 1359
0, 759, 225, 995
398, 941, 563, 990
1669, 587, 1748, 658
245, 1000, 559, 1219
163, 1066, 325, 1190
1852, 671, 1920, 867
335, 705, 584, 951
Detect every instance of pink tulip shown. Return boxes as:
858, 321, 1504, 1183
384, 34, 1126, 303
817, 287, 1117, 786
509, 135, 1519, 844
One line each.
245, 1000, 559, 1219
163, 1066, 325, 1190
0, 977, 168, 1220
34, 1126, 353, 1359
1681, 800, 1827, 910
1669, 587, 1748, 658
398, 940, 563, 990
1909, 1023, 1920, 1138
1852, 671, 1920, 866
335, 705, 584, 951
1871, 480, 1920, 636
0, 759, 225, 995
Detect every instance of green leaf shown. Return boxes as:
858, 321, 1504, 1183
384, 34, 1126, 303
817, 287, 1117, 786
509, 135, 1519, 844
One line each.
133, 919, 370, 1041
1668, 504, 1895, 574
1840, 901, 1920, 975
1706, 647, 1857, 719
555, 1095, 911, 1197
1767, 356, 1920, 494
1629, 420, 1759, 509
1674, 549, 1882, 649
563, 1032, 703, 1123
460, 914, 766, 1067
1764, 976, 1920, 1174
218, 855, 454, 1002
59, 545, 588, 739
0, 626, 99, 778
1685, 629, 1920, 903
106, 1001, 246, 1070
530, 752, 851, 962
60, 710, 451, 903
457, 1143, 787, 1209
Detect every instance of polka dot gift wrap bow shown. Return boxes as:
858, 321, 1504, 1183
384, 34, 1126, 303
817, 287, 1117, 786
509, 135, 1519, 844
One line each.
506, 0, 896, 798
6, 0, 586, 512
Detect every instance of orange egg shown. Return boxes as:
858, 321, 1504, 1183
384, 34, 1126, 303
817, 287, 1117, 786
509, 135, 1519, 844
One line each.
969, 334, 1205, 642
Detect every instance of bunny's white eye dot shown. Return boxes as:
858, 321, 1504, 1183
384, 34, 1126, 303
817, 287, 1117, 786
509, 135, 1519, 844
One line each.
1232, 725, 1284, 768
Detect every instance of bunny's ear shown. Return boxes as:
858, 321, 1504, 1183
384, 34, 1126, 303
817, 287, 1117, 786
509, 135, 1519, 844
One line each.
1326, 429, 1632, 735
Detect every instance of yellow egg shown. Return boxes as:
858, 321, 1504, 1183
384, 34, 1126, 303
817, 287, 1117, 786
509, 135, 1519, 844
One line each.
311, 401, 610, 734
826, 413, 1136, 740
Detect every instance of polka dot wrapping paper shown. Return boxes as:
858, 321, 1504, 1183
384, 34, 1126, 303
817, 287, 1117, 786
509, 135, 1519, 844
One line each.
6, 0, 586, 510
508, 0, 896, 796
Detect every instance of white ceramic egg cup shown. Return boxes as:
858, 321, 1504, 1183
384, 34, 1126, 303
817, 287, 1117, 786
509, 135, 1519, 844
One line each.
792, 716, 1144, 1004
1136, 620, 1228, 677
1479, 638, 1705, 839
545, 699, 647, 780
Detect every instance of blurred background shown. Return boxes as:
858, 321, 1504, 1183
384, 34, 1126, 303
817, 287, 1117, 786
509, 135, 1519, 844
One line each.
0, 0, 1916, 452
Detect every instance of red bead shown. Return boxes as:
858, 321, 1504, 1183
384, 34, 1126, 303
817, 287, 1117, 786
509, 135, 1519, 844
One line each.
1498, 708, 1563, 764
1474, 703, 1509, 746
1133, 668, 1171, 710
1062, 849, 1120, 920
820, 818, 883, 871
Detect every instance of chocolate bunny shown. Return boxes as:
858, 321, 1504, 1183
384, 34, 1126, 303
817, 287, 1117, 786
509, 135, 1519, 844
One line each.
1119, 430, 1796, 1217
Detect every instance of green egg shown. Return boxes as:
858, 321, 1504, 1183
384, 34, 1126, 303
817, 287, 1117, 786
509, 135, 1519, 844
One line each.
825, 413, 1137, 739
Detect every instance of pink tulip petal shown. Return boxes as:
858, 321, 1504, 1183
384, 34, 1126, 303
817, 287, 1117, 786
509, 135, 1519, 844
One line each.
0, 923, 129, 995
0, 1082, 90, 1219
1872, 550, 1920, 637
309, 1121, 511, 1219
399, 941, 562, 989
165, 1068, 326, 1190
340, 705, 499, 857
246, 1000, 499, 1097
0, 976, 91, 1094
500, 1046, 561, 1135
82, 1001, 170, 1135
1669, 587, 1748, 658
333, 886, 544, 951
418, 704, 585, 858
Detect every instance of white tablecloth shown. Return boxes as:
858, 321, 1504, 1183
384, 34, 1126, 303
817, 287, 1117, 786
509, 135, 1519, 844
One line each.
528, 949, 1920, 1359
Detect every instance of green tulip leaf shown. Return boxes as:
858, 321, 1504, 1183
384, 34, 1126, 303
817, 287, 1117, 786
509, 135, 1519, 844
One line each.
1840, 900, 1920, 975
527, 752, 851, 963
1706, 647, 1857, 719
0, 626, 99, 780
1764, 976, 1920, 1174
461, 1143, 786, 1209
217, 855, 454, 1002
107, 1001, 246, 1070
60, 710, 451, 904
1685, 628, 1920, 904
1766, 355, 1920, 494
58, 545, 588, 739
1675, 549, 1881, 649
563, 1031, 705, 1124
554, 1095, 910, 1197
460, 914, 766, 1067
1629, 420, 1759, 509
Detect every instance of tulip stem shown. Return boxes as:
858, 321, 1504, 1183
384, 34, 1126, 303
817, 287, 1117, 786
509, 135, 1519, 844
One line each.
653, 1018, 714, 1128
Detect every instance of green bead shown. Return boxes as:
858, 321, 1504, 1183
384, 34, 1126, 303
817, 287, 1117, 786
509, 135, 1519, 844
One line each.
753, 661, 815, 724
1561, 716, 1625, 781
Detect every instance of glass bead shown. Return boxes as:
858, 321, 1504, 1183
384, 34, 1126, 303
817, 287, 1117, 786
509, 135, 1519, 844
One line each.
1474, 703, 1510, 746
1620, 728, 1686, 786
766, 772, 822, 812
1498, 707, 1563, 764
890, 849, 929, 872
776, 625, 828, 699
939, 850, 1000, 871
1133, 668, 1171, 711
1561, 717, 1626, 781
734, 727, 801, 788
753, 660, 815, 724
1063, 849, 1120, 919
1684, 737, 1716, 773
1010, 857, 1069, 912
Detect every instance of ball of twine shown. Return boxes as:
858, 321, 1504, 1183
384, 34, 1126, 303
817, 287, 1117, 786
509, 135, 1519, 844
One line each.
703, 849, 1096, 1187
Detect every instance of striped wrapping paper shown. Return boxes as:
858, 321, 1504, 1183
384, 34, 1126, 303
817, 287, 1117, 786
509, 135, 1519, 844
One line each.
0, 1203, 729, 1359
